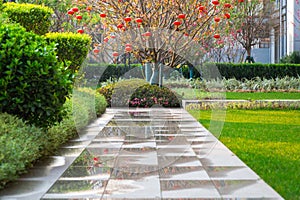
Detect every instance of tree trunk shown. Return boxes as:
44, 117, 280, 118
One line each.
245, 47, 255, 63
145, 62, 152, 82
159, 63, 163, 87
246, 47, 251, 57
150, 66, 159, 85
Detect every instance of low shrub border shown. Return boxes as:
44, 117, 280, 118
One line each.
185, 100, 300, 110
84, 63, 300, 84
192, 63, 300, 80
0, 90, 107, 189
165, 76, 300, 92
83, 63, 143, 85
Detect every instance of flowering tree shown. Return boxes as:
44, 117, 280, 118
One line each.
230, 0, 275, 62
67, 0, 241, 84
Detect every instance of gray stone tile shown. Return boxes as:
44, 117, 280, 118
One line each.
59, 166, 111, 180
157, 147, 196, 157
68, 150, 116, 167
158, 156, 202, 167
161, 180, 221, 199
111, 166, 159, 179
42, 180, 107, 199
159, 166, 210, 180
212, 180, 283, 199
122, 141, 156, 148
104, 177, 161, 199
119, 147, 157, 156
115, 154, 158, 167
86, 147, 120, 157
204, 166, 260, 180
88, 142, 123, 149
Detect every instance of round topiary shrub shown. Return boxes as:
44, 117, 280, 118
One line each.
0, 23, 72, 128
97, 79, 181, 107
130, 84, 182, 108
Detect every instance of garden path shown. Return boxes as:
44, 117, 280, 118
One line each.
0, 108, 283, 199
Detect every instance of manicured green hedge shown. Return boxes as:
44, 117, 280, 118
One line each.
97, 79, 181, 107
0, 23, 72, 128
0, 91, 107, 189
187, 63, 300, 80
83, 63, 143, 86
45, 32, 92, 73
85, 63, 300, 84
3, 2, 53, 35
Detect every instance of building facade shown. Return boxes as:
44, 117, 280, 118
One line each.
269, 0, 300, 63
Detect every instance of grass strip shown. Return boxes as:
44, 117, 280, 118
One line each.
188, 109, 300, 200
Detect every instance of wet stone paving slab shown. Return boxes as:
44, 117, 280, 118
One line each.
0, 108, 283, 200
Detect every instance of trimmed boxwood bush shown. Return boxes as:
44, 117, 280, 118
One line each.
97, 79, 181, 107
3, 2, 53, 35
0, 23, 72, 128
45, 32, 92, 72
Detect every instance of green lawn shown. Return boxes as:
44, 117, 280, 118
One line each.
174, 88, 300, 100
188, 109, 300, 200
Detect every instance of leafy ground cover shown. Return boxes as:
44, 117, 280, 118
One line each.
174, 88, 300, 100
188, 109, 300, 200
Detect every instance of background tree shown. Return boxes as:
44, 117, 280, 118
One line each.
230, 0, 275, 62
66, 0, 242, 84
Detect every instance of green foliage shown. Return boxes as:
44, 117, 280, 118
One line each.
98, 79, 145, 107
130, 84, 182, 108
189, 109, 300, 199
0, 113, 44, 188
83, 63, 143, 86
97, 79, 181, 107
0, 92, 107, 188
179, 63, 300, 80
15, 0, 74, 32
0, 23, 72, 128
186, 101, 300, 110
189, 76, 300, 91
72, 88, 107, 129
45, 32, 92, 73
3, 2, 53, 35
280, 51, 300, 64
85, 63, 300, 85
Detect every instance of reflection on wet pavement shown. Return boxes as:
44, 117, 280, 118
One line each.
0, 109, 283, 200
